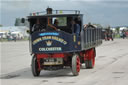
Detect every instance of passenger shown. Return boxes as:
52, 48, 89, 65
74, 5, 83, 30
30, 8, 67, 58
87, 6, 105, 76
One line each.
32, 19, 41, 32
72, 18, 80, 36
77, 16, 81, 28
54, 19, 59, 27
53, 19, 61, 31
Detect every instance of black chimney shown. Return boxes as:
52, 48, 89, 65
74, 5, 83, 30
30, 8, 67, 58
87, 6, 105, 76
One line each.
46, 7, 52, 14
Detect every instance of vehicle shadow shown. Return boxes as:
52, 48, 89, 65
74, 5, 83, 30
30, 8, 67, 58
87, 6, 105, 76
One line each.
0, 67, 74, 79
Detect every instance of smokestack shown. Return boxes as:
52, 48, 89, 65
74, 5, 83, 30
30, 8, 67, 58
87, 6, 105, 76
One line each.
46, 7, 52, 14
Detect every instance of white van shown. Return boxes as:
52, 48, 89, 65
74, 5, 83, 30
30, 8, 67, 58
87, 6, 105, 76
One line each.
11, 31, 24, 39
0, 32, 7, 39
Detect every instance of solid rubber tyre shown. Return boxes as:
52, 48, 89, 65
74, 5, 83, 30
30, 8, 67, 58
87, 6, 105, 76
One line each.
85, 58, 95, 69
72, 54, 80, 76
31, 55, 40, 76
85, 48, 95, 69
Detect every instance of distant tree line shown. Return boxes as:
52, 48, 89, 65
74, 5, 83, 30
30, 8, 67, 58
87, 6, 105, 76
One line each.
0, 24, 3, 27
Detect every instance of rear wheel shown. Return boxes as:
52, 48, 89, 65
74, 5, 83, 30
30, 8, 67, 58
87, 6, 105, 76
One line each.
85, 57, 95, 68
72, 54, 80, 76
31, 55, 40, 76
85, 48, 95, 69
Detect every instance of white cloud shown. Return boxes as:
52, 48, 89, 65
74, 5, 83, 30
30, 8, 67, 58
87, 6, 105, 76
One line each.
46, 0, 128, 2
1, 0, 32, 1
1, 1, 31, 11
70, 0, 128, 2
1, 0, 128, 26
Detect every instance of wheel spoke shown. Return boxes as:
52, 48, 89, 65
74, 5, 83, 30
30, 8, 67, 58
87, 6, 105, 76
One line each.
76, 56, 80, 72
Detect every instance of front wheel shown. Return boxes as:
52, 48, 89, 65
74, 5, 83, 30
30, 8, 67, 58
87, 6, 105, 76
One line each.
31, 55, 40, 76
71, 54, 80, 76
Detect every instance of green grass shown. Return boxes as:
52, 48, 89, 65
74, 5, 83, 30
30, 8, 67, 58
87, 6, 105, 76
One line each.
0, 38, 8, 42
115, 34, 121, 38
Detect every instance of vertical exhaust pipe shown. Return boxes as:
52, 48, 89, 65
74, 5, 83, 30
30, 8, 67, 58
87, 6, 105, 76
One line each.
46, 7, 52, 14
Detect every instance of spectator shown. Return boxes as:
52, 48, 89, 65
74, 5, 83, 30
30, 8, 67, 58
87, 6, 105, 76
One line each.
122, 29, 126, 39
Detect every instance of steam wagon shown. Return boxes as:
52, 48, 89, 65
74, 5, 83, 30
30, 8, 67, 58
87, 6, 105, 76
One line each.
25, 8, 102, 76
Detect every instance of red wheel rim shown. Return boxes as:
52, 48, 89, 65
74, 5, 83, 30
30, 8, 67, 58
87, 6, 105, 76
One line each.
76, 56, 80, 72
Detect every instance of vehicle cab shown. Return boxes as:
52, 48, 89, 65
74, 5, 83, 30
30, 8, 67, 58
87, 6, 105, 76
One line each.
27, 8, 83, 53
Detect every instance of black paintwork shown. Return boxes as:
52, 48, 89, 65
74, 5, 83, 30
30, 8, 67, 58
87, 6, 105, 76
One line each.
31, 31, 81, 53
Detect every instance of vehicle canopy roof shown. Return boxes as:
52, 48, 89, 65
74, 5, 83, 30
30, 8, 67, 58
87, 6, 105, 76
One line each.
28, 14, 83, 19
28, 8, 83, 18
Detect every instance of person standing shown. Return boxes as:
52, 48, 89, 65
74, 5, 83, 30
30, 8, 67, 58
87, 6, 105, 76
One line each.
122, 29, 126, 39
72, 18, 80, 36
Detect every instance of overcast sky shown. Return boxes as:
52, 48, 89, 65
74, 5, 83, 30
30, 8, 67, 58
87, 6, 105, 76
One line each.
0, 0, 128, 27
